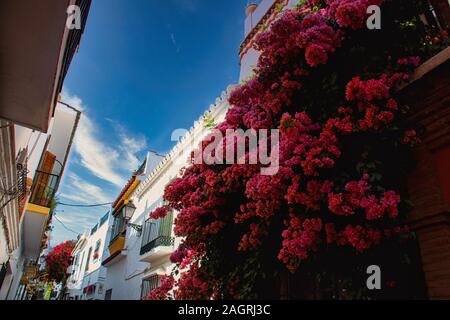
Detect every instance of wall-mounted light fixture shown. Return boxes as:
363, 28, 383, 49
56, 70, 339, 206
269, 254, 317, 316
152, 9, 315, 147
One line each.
123, 201, 142, 236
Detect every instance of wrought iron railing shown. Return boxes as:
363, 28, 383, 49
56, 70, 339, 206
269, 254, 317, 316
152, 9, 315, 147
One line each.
29, 170, 59, 208
16, 162, 28, 216
141, 274, 161, 298
110, 209, 127, 244
140, 236, 175, 256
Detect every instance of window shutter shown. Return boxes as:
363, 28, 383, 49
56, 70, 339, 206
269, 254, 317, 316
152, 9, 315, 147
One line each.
158, 211, 173, 237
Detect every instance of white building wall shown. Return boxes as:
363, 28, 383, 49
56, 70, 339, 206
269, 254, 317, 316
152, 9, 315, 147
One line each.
12, 103, 79, 182
103, 259, 128, 300
103, 87, 233, 300
0, 227, 13, 299
239, 0, 302, 82
240, 47, 259, 82
44, 105, 79, 175
4, 250, 26, 300
14, 126, 46, 180
244, 0, 278, 38
0, 120, 28, 300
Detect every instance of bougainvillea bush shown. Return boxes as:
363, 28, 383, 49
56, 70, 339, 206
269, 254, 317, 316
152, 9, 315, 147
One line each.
146, 0, 447, 300
43, 240, 75, 283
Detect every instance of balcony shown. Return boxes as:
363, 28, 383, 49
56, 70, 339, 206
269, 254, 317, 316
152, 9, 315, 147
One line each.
16, 160, 30, 220
29, 170, 59, 208
139, 213, 175, 263
23, 171, 60, 259
102, 244, 127, 267
108, 235, 126, 255
0, 0, 92, 132
140, 236, 175, 255
108, 208, 127, 256
140, 236, 175, 263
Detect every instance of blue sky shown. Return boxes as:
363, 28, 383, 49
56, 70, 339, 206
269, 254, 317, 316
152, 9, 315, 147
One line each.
50, 0, 249, 246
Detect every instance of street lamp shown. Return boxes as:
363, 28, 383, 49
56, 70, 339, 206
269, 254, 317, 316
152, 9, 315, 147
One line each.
123, 201, 136, 220
123, 201, 142, 236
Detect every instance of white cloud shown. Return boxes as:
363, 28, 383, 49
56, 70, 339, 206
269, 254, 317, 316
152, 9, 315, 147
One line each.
51, 89, 149, 245
170, 33, 181, 53
60, 90, 147, 187
75, 112, 124, 186
170, 33, 177, 46
59, 172, 111, 205
176, 0, 198, 13
61, 89, 85, 112
53, 172, 113, 244
117, 124, 148, 172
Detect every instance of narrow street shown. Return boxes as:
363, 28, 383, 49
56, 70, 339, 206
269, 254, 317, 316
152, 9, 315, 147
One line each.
1, 0, 450, 308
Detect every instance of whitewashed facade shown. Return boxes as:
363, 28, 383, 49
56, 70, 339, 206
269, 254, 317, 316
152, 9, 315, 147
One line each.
102, 87, 234, 300
65, 212, 111, 300
239, 0, 304, 82
1, 0, 91, 300
1, 104, 81, 300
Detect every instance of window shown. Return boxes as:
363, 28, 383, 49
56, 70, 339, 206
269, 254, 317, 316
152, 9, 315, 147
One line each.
0, 263, 7, 290
29, 151, 60, 207
140, 211, 174, 255
93, 240, 101, 261
85, 247, 92, 271
158, 210, 173, 236
79, 252, 85, 275
105, 289, 113, 301
140, 196, 174, 255
99, 212, 109, 226
91, 224, 98, 235
142, 220, 159, 247
94, 240, 101, 254
110, 208, 127, 242
141, 275, 161, 298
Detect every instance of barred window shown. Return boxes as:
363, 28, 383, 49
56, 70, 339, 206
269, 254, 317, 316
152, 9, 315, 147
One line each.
85, 247, 92, 271
141, 274, 162, 298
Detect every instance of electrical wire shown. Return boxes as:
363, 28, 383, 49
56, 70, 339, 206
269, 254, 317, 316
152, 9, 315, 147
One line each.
0, 197, 17, 212
53, 215, 81, 235
57, 202, 113, 208
148, 149, 165, 157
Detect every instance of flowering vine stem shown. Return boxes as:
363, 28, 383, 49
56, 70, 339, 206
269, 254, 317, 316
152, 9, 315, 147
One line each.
43, 240, 76, 284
